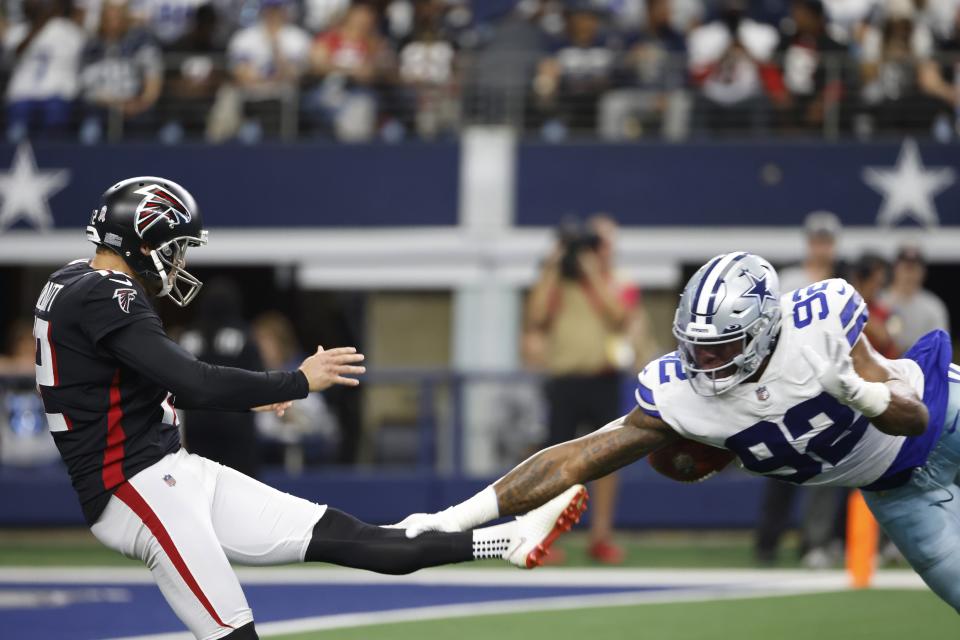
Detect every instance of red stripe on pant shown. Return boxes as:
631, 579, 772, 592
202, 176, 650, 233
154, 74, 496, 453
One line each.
103, 369, 127, 489
114, 482, 233, 630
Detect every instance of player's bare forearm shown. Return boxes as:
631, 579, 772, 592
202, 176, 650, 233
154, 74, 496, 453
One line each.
851, 338, 928, 436
493, 408, 679, 516
870, 378, 928, 436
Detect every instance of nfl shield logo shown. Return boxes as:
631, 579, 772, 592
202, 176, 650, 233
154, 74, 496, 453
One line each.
756, 386, 770, 401
163, 474, 176, 487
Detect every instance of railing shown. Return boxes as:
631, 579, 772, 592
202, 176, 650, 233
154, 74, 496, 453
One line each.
0, 369, 555, 475
4, 51, 960, 143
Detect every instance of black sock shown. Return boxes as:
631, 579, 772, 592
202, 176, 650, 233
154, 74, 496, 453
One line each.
304, 508, 473, 575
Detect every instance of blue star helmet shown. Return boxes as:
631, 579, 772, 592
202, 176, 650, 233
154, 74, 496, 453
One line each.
672, 252, 782, 396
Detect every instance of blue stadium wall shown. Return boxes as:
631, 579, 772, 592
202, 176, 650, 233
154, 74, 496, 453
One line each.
2, 140, 958, 230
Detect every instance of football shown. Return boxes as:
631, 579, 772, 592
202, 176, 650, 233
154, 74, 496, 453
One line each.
648, 437, 737, 483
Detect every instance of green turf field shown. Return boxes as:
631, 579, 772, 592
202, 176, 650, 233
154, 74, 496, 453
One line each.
268, 590, 957, 640
6, 528, 950, 640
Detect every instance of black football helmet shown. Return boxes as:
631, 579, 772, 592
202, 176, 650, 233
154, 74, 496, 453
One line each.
86, 176, 208, 307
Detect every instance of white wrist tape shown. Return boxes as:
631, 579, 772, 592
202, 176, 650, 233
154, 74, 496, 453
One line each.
849, 380, 892, 418
447, 486, 500, 530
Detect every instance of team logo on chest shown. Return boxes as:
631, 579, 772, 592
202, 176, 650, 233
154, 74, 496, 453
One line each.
163, 474, 176, 487
113, 287, 137, 313
133, 184, 191, 237
756, 385, 770, 401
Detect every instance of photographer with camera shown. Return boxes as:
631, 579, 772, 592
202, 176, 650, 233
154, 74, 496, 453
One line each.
527, 214, 643, 564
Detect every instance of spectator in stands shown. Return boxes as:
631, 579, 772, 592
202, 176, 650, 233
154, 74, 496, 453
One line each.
527, 214, 643, 565
778, 210, 843, 292
218, 0, 310, 142
687, 0, 783, 135
4, 0, 86, 142
601, 0, 705, 35
302, 0, 350, 34
880, 244, 950, 354
821, 0, 881, 43
79, 0, 164, 143
306, 2, 393, 141
756, 210, 846, 567
533, 3, 619, 139
850, 252, 899, 357
397, 0, 459, 139
776, 0, 847, 132
133, 0, 208, 46
461, 0, 546, 128
253, 311, 339, 473
914, 0, 960, 43
160, 3, 226, 142
598, 0, 691, 140
179, 279, 264, 478
858, 0, 958, 135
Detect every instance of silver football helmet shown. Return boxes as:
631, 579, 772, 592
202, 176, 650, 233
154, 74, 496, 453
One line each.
672, 252, 782, 396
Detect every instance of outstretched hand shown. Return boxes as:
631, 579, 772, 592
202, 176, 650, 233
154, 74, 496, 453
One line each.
252, 401, 293, 417
384, 511, 462, 539
801, 333, 861, 405
298, 346, 366, 392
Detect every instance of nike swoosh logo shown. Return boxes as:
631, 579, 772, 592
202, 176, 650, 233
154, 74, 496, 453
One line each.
109, 277, 133, 286
947, 412, 959, 435
508, 536, 527, 556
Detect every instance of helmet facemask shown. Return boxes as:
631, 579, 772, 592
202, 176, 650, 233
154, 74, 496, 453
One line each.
673, 313, 775, 396
147, 232, 208, 307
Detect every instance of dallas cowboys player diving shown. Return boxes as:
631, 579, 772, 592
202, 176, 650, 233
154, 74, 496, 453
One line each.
33, 176, 588, 640
395, 251, 960, 612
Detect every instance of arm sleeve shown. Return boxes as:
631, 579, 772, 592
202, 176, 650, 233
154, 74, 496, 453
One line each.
102, 317, 309, 411
636, 354, 691, 437
832, 279, 869, 348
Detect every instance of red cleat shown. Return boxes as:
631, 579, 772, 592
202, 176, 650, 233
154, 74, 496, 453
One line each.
505, 485, 589, 569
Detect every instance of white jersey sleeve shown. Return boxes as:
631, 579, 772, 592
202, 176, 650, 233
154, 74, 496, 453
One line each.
786, 278, 868, 352
635, 352, 693, 437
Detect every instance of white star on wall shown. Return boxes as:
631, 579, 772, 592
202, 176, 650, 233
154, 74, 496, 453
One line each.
0, 142, 70, 232
862, 138, 955, 228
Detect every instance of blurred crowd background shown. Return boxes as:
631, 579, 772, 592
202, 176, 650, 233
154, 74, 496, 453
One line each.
0, 0, 958, 571
3, 0, 960, 143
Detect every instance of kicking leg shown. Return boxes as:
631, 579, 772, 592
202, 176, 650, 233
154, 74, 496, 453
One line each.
203, 455, 587, 573
306, 483, 589, 572
305, 508, 474, 574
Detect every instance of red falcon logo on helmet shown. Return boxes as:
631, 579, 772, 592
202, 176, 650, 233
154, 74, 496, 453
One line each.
133, 184, 192, 238
113, 287, 137, 314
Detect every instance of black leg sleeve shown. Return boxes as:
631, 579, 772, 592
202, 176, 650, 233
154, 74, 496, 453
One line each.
305, 508, 473, 575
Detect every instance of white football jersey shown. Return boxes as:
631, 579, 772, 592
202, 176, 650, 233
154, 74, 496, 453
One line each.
637, 278, 925, 488
4, 18, 86, 102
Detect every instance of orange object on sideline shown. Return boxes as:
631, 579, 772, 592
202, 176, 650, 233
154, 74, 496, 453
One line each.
846, 490, 879, 588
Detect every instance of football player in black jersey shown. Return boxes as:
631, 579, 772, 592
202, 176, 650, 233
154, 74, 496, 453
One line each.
32, 176, 588, 640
